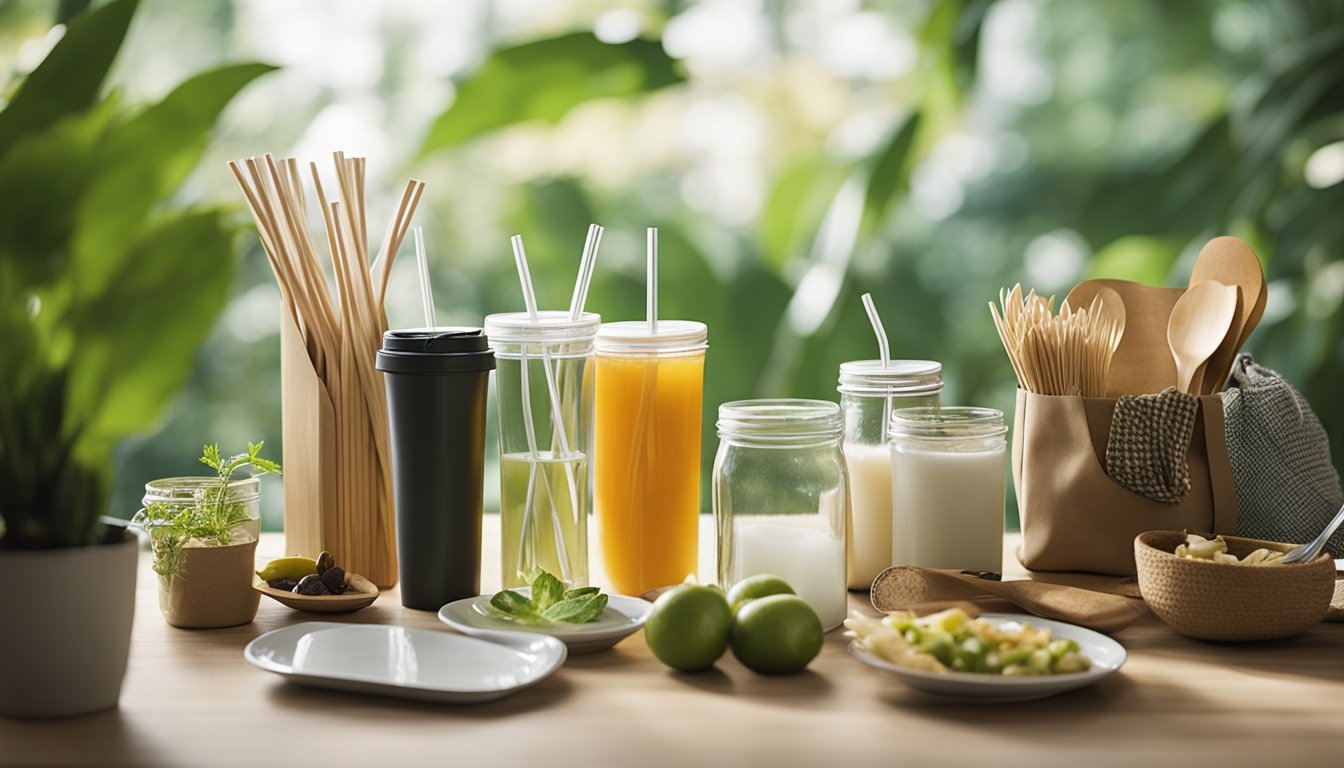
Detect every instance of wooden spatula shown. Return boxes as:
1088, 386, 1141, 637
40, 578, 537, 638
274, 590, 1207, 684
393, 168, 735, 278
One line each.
1189, 236, 1266, 393
870, 566, 1146, 634
1066, 279, 1184, 396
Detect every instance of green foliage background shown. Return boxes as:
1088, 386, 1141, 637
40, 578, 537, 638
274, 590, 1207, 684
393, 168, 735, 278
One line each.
2, 0, 1338, 533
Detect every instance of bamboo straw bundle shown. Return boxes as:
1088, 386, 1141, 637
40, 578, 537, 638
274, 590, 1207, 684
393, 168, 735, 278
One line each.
229, 152, 425, 587
990, 283, 1124, 397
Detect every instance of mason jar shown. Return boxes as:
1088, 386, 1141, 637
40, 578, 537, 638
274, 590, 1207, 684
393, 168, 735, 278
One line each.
485, 310, 600, 589
139, 476, 261, 544
888, 407, 1007, 573
714, 399, 848, 630
837, 360, 942, 589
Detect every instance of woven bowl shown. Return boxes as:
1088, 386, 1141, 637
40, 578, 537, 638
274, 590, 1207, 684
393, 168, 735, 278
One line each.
1134, 531, 1335, 642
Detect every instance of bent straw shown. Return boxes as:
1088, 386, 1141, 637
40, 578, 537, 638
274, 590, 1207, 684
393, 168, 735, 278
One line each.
511, 235, 579, 582
860, 292, 894, 436
413, 227, 437, 329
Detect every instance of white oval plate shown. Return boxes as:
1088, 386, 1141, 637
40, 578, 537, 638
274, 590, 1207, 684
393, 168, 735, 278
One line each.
244, 622, 566, 703
438, 588, 652, 654
849, 613, 1127, 703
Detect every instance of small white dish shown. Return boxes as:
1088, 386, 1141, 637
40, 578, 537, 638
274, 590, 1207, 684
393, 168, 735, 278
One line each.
244, 622, 566, 703
849, 613, 1127, 703
438, 587, 652, 654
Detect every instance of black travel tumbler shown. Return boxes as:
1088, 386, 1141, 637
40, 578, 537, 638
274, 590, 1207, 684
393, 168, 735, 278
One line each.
376, 329, 496, 610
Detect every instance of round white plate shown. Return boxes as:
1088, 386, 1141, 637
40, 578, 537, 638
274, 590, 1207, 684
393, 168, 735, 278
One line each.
848, 613, 1127, 703
438, 587, 652, 654
244, 622, 566, 703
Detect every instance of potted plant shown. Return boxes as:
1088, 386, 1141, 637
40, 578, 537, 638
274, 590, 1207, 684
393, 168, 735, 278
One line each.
133, 443, 281, 628
0, 0, 272, 716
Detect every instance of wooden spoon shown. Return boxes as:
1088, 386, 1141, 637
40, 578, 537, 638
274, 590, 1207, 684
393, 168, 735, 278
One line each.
1167, 279, 1238, 394
1067, 279, 1183, 396
870, 566, 1145, 634
1189, 237, 1265, 393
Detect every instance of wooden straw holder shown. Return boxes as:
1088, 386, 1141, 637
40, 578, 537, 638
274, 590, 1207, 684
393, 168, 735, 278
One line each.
280, 310, 397, 587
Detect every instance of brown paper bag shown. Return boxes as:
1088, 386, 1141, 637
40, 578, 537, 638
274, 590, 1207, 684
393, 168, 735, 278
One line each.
1012, 389, 1238, 576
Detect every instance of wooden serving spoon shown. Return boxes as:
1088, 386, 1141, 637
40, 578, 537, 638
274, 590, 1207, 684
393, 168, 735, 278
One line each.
870, 566, 1145, 634
1167, 279, 1238, 394
1189, 237, 1265, 393
1066, 279, 1183, 396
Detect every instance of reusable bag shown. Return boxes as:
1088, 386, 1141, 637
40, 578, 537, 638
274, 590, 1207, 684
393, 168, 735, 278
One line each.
1011, 390, 1238, 576
1222, 355, 1344, 557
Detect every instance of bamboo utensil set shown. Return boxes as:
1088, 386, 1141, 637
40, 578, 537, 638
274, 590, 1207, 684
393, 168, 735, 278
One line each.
993, 237, 1265, 397
990, 284, 1125, 397
229, 152, 425, 588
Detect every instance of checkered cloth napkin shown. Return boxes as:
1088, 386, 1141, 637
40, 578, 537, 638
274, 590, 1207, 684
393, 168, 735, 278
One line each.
1105, 388, 1199, 504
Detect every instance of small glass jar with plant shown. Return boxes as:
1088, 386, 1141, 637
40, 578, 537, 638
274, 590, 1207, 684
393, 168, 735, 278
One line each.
131, 442, 281, 628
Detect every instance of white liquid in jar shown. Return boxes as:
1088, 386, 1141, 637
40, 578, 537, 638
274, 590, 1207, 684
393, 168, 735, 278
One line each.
890, 444, 1005, 572
731, 516, 847, 631
843, 442, 894, 588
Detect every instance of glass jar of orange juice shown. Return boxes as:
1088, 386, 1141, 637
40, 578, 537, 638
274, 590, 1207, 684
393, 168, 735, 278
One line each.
594, 321, 707, 595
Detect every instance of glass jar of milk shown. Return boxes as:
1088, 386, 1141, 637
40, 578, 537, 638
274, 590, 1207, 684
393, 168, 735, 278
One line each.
714, 399, 848, 631
888, 407, 1007, 572
837, 360, 942, 589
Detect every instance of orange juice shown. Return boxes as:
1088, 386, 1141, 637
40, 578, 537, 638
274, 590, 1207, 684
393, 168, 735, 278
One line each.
594, 321, 707, 594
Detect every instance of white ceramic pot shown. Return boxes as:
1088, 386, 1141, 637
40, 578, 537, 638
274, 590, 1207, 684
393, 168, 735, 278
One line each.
0, 529, 138, 717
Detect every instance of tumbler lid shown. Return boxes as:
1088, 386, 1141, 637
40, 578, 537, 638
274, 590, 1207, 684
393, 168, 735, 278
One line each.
594, 320, 708, 356
376, 328, 496, 374
837, 359, 942, 396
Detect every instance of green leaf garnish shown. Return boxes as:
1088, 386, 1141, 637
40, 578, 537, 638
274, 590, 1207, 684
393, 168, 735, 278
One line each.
486, 569, 608, 624
541, 593, 607, 624
531, 569, 565, 611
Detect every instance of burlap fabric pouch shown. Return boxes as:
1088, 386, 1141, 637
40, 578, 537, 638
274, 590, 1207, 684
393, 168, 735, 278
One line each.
1221, 354, 1344, 556
1012, 390, 1237, 576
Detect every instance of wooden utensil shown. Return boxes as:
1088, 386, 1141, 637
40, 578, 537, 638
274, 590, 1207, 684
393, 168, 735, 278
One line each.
1066, 279, 1185, 396
1189, 236, 1266, 393
253, 572, 380, 614
1167, 279, 1238, 394
870, 566, 1146, 634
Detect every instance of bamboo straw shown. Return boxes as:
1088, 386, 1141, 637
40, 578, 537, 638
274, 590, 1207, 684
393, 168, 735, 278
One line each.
230, 152, 424, 586
990, 283, 1121, 398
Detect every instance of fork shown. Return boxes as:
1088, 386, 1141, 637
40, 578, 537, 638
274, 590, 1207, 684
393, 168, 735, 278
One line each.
1282, 501, 1344, 564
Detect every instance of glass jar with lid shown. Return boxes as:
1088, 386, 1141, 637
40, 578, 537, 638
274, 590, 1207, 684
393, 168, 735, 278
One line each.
888, 406, 1007, 573
714, 399, 847, 630
837, 360, 942, 588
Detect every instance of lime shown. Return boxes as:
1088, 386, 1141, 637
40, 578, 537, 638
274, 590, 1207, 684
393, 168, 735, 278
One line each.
730, 594, 824, 675
726, 574, 795, 614
643, 584, 733, 672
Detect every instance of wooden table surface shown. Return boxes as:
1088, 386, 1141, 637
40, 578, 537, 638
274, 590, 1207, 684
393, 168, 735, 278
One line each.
3, 518, 1342, 768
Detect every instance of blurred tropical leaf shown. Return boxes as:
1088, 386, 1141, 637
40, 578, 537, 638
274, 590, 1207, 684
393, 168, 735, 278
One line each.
72, 62, 276, 293
760, 154, 849, 271
860, 112, 923, 239
65, 210, 237, 461
1086, 235, 1184, 285
422, 33, 684, 152
0, 0, 136, 155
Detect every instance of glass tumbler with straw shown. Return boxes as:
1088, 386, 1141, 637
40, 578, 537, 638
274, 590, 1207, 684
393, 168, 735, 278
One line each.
493, 228, 604, 588
839, 294, 942, 589
595, 228, 708, 595
486, 311, 600, 588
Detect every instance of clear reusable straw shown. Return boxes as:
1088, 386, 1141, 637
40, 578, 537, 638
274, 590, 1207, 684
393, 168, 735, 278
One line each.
511, 235, 577, 581
647, 228, 658, 334
860, 293, 893, 436
413, 227, 436, 329
568, 224, 604, 321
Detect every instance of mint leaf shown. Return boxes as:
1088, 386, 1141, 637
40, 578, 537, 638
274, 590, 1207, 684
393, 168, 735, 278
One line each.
489, 589, 539, 621
530, 569, 565, 611
541, 593, 607, 624
563, 587, 600, 600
